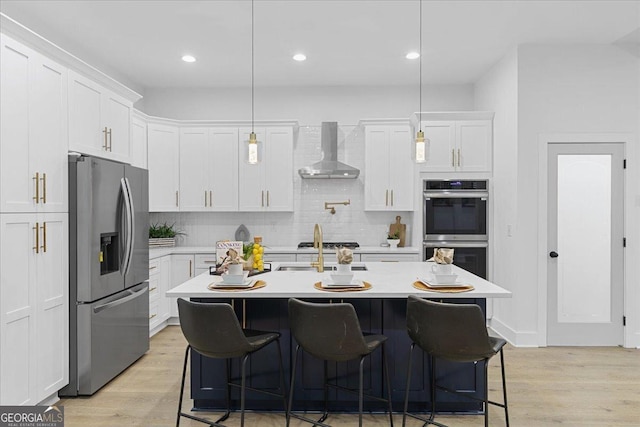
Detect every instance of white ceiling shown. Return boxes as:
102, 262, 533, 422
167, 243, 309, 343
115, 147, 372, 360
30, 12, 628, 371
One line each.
1, 0, 638, 93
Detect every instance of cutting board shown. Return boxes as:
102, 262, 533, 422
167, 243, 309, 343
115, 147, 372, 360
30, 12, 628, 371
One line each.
389, 216, 406, 247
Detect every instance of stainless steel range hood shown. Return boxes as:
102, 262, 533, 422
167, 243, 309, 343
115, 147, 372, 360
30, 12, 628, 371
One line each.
298, 122, 360, 179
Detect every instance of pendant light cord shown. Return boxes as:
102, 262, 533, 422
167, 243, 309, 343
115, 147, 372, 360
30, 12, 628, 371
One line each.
251, 0, 255, 133
419, 0, 422, 132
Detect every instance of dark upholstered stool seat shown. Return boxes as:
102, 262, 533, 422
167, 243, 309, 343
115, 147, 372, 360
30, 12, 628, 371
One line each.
176, 298, 287, 427
403, 295, 509, 427
287, 298, 394, 427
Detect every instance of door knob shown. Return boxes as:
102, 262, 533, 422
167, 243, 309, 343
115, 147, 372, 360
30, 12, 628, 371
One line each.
549, 251, 559, 258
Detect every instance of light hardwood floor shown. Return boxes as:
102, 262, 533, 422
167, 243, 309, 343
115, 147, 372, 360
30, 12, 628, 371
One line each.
58, 326, 640, 426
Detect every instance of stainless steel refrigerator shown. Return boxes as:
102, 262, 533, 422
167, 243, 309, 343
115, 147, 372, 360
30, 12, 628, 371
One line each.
61, 154, 149, 396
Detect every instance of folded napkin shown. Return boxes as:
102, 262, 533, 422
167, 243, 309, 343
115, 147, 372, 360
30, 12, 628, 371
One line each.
432, 248, 454, 264
336, 247, 353, 264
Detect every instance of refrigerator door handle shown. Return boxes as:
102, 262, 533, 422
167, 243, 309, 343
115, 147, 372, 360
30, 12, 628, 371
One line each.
93, 286, 148, 314
120, 178, 133, 276
124, 177, 135, 274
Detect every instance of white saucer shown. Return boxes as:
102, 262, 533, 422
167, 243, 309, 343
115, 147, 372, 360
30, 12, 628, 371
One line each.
418, 278, 467, 288
323, 279, 364, 288
213, 278, 255, 288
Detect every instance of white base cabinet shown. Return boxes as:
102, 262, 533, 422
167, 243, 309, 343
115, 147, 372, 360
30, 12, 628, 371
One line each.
0, 213, 68, 405
148, 256, 171, 334
169, 255, 195, 319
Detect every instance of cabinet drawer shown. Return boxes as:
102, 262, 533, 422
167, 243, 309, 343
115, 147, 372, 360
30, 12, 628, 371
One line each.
149, 258, 161, 276
194, 253, 217, 269
296, 253, 361, 263
148, 275, 160, 299
263, 253, 296, 262
360, 253, 420, 262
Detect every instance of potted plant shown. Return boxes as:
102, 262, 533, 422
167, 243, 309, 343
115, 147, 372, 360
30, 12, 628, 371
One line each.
387, 231, 400, 249
148, 222, 183, 247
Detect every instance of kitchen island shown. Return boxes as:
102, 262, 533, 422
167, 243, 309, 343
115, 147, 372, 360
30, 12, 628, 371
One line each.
167, 262, 510, 414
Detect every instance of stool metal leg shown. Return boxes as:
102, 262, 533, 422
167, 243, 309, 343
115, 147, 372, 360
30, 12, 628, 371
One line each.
319, 360, 329, 424
286, 345, 300, 427
240, 354, 249, 427
358, 356, 365, 427
402, 343, 415, 427
276, 338, 288, 414
501, 349, 509, 427
176, 345, 190, 427
382, 343, 394, 427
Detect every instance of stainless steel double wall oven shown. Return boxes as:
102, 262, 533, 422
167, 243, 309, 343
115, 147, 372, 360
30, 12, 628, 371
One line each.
423, 179, 489, 279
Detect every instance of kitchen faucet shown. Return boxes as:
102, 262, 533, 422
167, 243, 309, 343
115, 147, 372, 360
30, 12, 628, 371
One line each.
311, 223, 324, 272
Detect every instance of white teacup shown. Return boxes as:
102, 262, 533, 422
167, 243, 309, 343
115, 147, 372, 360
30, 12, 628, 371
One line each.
228, 263, 243, 275
431, 263, 453, 275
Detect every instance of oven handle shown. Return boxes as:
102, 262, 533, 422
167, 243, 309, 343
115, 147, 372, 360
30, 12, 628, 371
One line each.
424, 191, 489, 199
423, 241, 488, 248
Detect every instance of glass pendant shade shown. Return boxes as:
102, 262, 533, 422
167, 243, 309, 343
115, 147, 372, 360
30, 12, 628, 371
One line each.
415, 130, 426, 163
248, 131, 259, 164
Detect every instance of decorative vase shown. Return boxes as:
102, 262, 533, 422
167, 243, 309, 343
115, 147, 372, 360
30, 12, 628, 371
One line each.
336, 264, 351, 274
387, 239, 400, 249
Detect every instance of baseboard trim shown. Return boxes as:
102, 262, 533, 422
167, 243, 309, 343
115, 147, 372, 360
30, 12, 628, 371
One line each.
489, 317, 540, 347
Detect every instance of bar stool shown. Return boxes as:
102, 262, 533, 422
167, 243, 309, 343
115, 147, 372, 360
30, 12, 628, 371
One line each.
287, 298, 394, 427
176, 298, 287, 427
403, 295, 509, 427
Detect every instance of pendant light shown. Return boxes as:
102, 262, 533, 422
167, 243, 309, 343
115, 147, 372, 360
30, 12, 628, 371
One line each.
415, 0, 428, 163
248, 0, 259, 164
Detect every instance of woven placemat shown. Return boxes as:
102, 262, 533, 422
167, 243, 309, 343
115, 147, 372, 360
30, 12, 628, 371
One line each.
207, 280, 266, 292
314, 281, 372, 292
412, 281, 474, 293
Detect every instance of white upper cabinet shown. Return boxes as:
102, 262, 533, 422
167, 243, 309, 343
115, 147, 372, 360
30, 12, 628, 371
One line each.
418, 113, 493, 172
238, 127, 293, 211
0, 34, 68, 214
364, 122, 414, 211
131, 114, 148, 169
148, 123, 180, 212
68, 69, 132, 163
179, 127, 238, 211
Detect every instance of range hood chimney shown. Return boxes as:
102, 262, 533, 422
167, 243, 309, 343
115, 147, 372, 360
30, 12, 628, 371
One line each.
298, 122, 360, 179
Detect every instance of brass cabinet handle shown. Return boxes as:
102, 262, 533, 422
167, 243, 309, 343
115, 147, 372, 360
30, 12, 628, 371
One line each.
103, 127, 109, 150
266, 190, 270, 207
385, 189, 389, 206
457, 149, 461, 167
33, 172, 40, 203
149, 266, 157, 270
149, 313, 157, 320
33, 222, 39, 253
209, 190, 212, 207
391, 189, 394, 206
452, 149, 455, 167
203, 260, 216, 264
189, 259, 192, 277
261, 190, 264, 207
108, 128, 113, 152
149, 286, 157, 292
204, 190, 208, 207
40, 222, 47, 252
175, 191, 179, 207
40, 173, 46, 203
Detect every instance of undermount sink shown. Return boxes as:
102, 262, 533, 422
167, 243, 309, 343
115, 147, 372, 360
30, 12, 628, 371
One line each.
276, 264, 368, 272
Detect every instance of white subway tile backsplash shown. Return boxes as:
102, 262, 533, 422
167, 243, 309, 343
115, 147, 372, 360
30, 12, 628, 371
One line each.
150, 124, 414, 248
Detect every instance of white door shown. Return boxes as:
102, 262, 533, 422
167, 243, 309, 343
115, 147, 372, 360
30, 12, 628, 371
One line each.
547, 143, 624, 346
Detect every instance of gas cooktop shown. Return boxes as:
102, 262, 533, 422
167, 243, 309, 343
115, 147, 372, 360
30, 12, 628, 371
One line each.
297, 241, 360, 249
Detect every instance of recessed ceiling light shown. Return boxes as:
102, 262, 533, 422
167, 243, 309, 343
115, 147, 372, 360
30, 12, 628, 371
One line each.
293, 53, 307, 62
406, 52, 420, 60
181, 55, 196, 63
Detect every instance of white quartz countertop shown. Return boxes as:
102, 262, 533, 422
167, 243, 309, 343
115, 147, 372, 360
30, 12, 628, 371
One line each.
166, 261, 511, 299
150, 245, 421, 259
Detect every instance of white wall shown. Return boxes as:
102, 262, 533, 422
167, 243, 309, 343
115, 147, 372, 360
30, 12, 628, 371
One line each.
147, 84, 474, 248
474, 48, 520, 341
137, 84, 474, 125
481, 44, 640, 347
